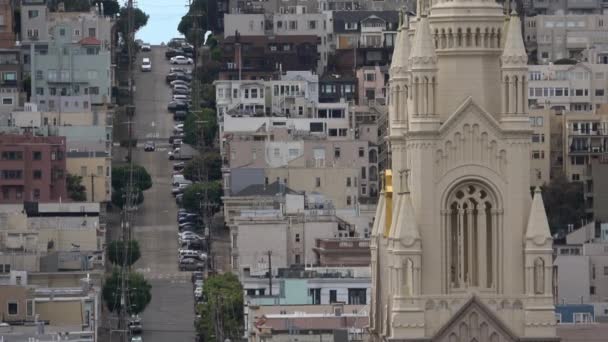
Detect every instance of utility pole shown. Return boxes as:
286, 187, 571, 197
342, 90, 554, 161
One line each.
268, 250, 272, 295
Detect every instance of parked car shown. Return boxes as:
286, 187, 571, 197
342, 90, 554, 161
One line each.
175, 193, 183, 205
172, 94, 190, 102
173, 83, 191, 92
192, 271, 204, 283
170, 56, 193, 65
169, 67, 188, 74
174, 110, 187, 121
171, 183, 189, 195
141, 57, 151, 72
173, 88, 191, 96
179, 258, 205, 271
144, 141, 155, 151
166, 72, 192, 83
168, 38, 187, 48
169, 134, 185, 144
167, 100, 189, 112
172, 161, 185, 171
181, 43, 194, 53
172, 139, 183, 149
141, 43, 151, 52
194, 287, 203, 298
170, 79, 191, 87
130, 336, 143, 342
129, 316, 143, 334
165, 48, 184, 59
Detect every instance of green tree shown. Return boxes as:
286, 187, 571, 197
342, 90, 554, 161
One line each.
183, 152, 222, 182
182, 181, 223, 213
111, 165, 151, 208
66, 174, 87, 201
117, 6, 149, 39
195, 273, 243, 341
184, 108, 218, 148
541, 175, 585, 234
107, 240, 141, 267
103, 270, 152, 315
112, 165, 152, 192
177, 0, 208, 43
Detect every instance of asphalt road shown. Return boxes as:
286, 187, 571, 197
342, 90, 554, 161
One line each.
128, 46, 196, 342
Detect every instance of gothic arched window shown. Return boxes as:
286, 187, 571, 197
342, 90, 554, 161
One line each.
445, 182, 500, 290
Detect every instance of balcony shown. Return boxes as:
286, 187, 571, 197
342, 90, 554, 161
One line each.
568, 128, 608, 136
569, 147, 607, 154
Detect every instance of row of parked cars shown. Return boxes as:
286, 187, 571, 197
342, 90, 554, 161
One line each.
176, 208, 207, 272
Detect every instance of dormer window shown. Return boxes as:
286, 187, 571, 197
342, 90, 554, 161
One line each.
345, 22, 358, 30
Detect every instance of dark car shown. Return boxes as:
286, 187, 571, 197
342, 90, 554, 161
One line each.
173, 88, 191, 96
174, 110, 187, 121
181, 43, 194, 53
170, 79, 191, 87
169, 134, 185, 144
192, 271, 204, 283
166, 72, 193, 83
170, 67, 188, 74
165, 48, 184, 59
167, 101, 189, 112
173, 162, 185, 172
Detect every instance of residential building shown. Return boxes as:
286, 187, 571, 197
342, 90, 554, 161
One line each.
214, 71, 320, 121
0, 270, 100, 342
0, 202, 104, 272
555, 305, 595, 324
0, 134, 67, 203
525, 0, 607, 16
228, 0, 411, 14
0, 0, 17, 48
313, 237, 371, 266
560, 110, 608, 219
20, 1, 114, 72
527, 62, 608, 112
242, 266, 371, 342
219, 34, 319, 81
0, 48, 23, 116
330, 11, 398, 72
319, 72, 358, 103
524, 14, 608, 64
371, 0, 557, 340
66, 151, 110, 203
223, 127, 378, 205
224, 12, 332, 73
529, 109, 552, 187
30, 25, 112, 108
356, 65, 388, 106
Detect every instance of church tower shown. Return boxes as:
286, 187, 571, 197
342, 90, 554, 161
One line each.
370, 0, 559, 340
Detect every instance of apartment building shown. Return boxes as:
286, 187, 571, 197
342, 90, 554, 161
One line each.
524, 14, 608, 63
0, 0, 16, 48
31, 25, 112, 108
0, 134, 67, 203
356, 65, 388, 106
224, 12, 332, 73
229, 0, 409, 15
20, 0, 113, 71
0, 48, 23, 115
528, 62, 608, 112
525, 0, 608, 15
319, 72, 358, 103
219, 34, 319, 80
529, 109, 552, 187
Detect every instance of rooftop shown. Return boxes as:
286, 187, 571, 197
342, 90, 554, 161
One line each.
233, 181, 299, 197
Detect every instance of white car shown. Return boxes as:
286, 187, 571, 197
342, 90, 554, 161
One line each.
174, 123, 184, 130
141, 44, 151, 52
170, 56, 193, 65
141, 57, 151, 72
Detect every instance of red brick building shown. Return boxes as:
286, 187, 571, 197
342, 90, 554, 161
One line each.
0, 0, 16, 49
0, 134, 67, 203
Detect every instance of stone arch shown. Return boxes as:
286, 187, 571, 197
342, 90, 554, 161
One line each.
490, 28, 496, 48
448, 28, 454, 48
513, 299, 523, 310
369, 165, 378, 182
484, 28, 490, 47
439, 300, 449, 310
475, 28, 481, 47
490, 332, 499, 342
500, 299, 510, 310
459, 322, 469, 341
369, 149, 378, 164
534, 257, 545, 294
457, 27, 463, 47
425, 299, 436, 310
469, 311, 479, 329
449, 333, 458, 342
441, 28, 447, 49
497, 28, 502, 47
466, 28, 472, 47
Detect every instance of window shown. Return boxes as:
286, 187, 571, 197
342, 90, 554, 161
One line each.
348, 288, 366, 305
59, 28, 66, 36
359, 147, 365, 157
283, 44, 291, 51
308, 20, 317, 29
26, 300, 33, 317
309, 288, 321, 304
346, 177, 352, 187
33, 151, 42, 160
329, 290, 338, 303
347, 196, 352, 205
97, 166, 104, 176
345, 22, 358, 30
573, 312, 593, 324
2, 71, 16, 82
2, 151, 23, 160
596, 89, 605, 97
531, 134, 545, 143
1, 98, 12, 105
33, 170, 42, 179
365, 73, 376, 82
33, 189, 40, 200
27, 29, 39, 39
541, 51, 549, 59
28, 10, 39, 18
289, 21, 297, 30
295, 234, 300, 243
555, 313, 562, 324
334, 147, 341, 158
244, 89, 249, 98
315, 177, 321, 187
89, 87, 99, 95
532, 150, 545, 159
1, 264, 10, 273
361, 167, 367, 179
8, 302, 18, 315
88, 28, 96, 37
295, 254, 301, 264
251, 88, 258, 98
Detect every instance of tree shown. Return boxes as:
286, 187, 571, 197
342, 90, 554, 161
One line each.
177, 0, 208, 44
103, 270, 152, 315
111, 165, 151, 208
195, 273, 243, 342
112, 165, 152, 193
541, 175, 585, 234
117, 6, 149, 39
182, 181, 223, 213
184, 108, 218, 148
107, 240, 141, 267
184, 152, 222, 182
96, 0, 120, 16
66, 174, 87, 201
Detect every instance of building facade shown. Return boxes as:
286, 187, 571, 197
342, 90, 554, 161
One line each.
370, 1, 557, 341
0, 134, 67, 203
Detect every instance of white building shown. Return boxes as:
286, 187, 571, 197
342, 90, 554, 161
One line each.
528, 62, 608, 112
